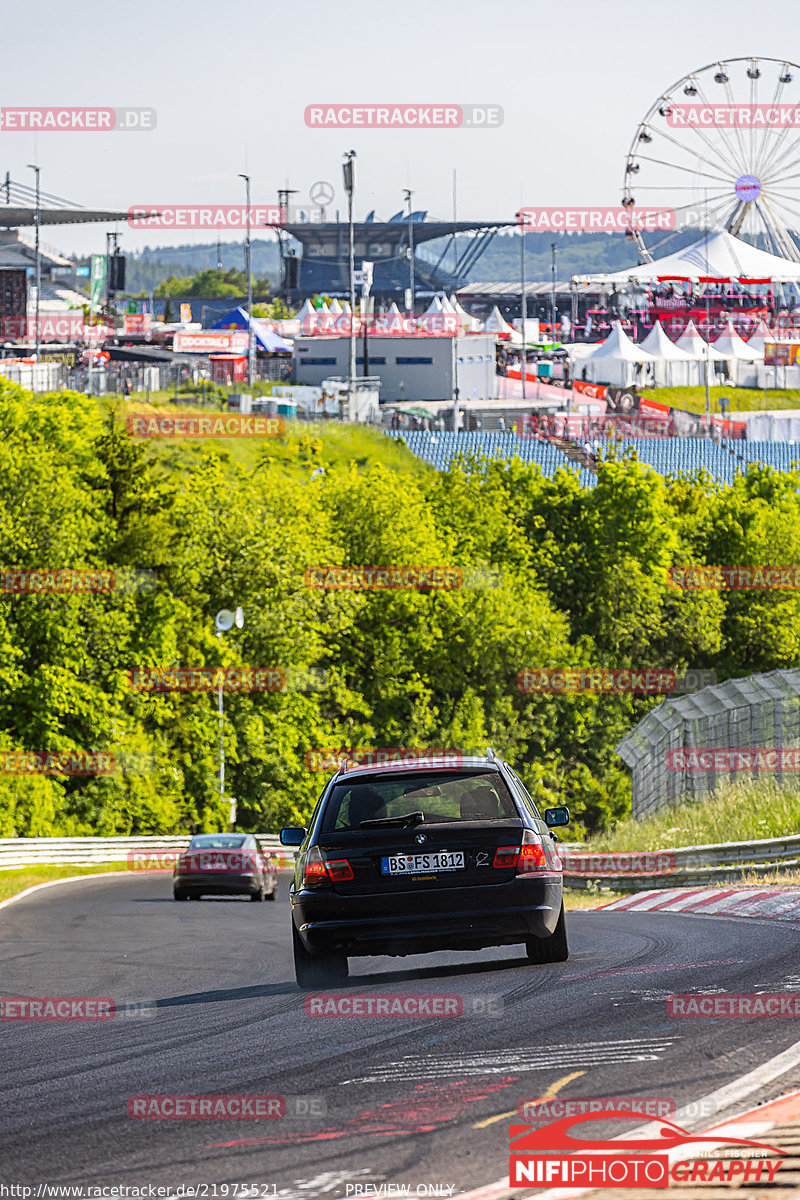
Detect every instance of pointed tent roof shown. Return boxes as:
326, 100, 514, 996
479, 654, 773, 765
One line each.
573, 228, 800, 284
712, 319, 764, 360
386, 301, 403, 317
440, 295, 457, 314
296, 298, 317, 322
746, 317, 773, 352
328, 298, 343, 313
483, 305, 515, 334
584, 321, 656, 362
639, 319, 696, 361
674, 319, 727, 361
424, 295, 444, 314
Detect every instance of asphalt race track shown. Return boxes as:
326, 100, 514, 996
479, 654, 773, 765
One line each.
3, 872, 800, 1196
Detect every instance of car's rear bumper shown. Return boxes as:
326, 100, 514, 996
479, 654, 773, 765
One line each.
174, 872, 261, 895
291, 876, 563, 956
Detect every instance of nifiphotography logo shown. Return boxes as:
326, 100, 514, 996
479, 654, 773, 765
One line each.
508, 1111, 784, 1187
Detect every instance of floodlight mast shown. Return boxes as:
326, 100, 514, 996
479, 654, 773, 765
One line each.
214, 607, 243, 819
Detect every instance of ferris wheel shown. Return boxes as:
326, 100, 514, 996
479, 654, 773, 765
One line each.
622, 57, 800, 264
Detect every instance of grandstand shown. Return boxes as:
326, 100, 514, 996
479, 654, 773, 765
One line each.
386, 429, 597, 488
386, 430, 800, 487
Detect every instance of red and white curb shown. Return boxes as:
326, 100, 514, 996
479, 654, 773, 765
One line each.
593, 886, 800, 921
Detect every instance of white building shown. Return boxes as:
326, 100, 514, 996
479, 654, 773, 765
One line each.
293, 334, 496, 404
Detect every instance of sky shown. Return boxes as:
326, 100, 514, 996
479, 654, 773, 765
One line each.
6, 0, 800, 260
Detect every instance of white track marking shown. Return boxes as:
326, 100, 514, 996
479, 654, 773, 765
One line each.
345, 1037, 676, 1084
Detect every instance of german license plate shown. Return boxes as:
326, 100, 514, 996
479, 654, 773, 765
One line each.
381, 851, 465, 875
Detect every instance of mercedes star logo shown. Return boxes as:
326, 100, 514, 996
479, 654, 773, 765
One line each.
310, 180, 335, 207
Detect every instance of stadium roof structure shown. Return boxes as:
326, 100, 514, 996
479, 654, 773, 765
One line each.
279, 217, 514, 297
0, 176, 128, 228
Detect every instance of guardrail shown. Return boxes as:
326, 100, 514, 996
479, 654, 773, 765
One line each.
0, 835, 291, 870
2, 834, 799, 890
562, 834, 800, 891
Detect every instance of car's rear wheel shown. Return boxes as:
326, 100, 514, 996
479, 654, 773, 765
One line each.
250, 884, 266, 902
526, 902, 568, 963
173, 888, 188, 901
292, 921, 348, 989
265, 882, 277, 901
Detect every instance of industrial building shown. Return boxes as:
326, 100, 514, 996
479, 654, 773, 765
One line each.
293, 334, 496, 404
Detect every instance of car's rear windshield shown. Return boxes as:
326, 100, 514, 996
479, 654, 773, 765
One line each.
321, 771, 520, 831
189, 835, 248, 849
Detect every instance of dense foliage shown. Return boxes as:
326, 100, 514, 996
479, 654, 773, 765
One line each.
1, 385, 797, 839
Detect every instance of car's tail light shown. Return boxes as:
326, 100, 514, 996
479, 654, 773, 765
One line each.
303, 846, 354, 884
303, 846, 328, 883
518, 843, 549, 873
326, 859, 354, 882
493, 845, 520, 869
493, 836, 551, 873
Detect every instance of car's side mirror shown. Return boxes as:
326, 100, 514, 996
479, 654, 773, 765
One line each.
544, 806, 570, 827
280, 827, 306, 846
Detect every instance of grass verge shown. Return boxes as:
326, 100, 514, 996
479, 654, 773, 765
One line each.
646, 385, 800, 415
586, 778, 800, 854
0, 863, 130, 904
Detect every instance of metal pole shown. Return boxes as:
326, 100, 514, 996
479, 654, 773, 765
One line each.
404, 188, 415, 315
217, 630, 225, 811
28, 164, 40, 361
343, 152, 357, 388
452, 169, 458, 292
519, 211, 526, 400
239, 173, 254, 389
550, 241, 557, 346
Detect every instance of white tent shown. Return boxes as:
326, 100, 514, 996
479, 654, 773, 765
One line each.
440, 295, 456, 314
386, 301, 403, 318
746, 318, 773, 354
450, 294, 483, 331
639, 320, 700, 386
674, 319, 727, 362
574, 229, 800, 284
484, 305, 515, 335
328, 298, 343, 314
424, 295, 444, 314
581, 321, 657, 387
713, 320, 763, 362
296, 298, 317, 321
